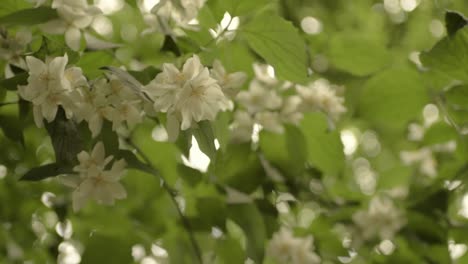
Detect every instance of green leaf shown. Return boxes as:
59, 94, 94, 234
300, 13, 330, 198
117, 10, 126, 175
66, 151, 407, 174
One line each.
328, 32, 392, 76
0, 113, 24, 145
192, 121, 217, 160
132, 121, 181, 186
45, 108, 83, 166
242, 12, 308, 83
81, 234, 134, 264
0, 72, 28, 91
423, 121, 458, 145
285, 125, 307, 174
445, 84, 468, 108
227, 203, 266, 263
300, 113, 344, 175
445, 11, 467, 36
359, 66, 428, 131
208, 0, 270, 19
76, 51, 115, 79
215, 143, 265, 193
34, 36, 80, 64
215, 237, 246, 264
177, 164, 203, 186
213, 111, 231, 151
20, 163, 72, 181
0, 7, 57, 26
116, 149, 156, 175
420, 27, 468, 84
128, 67, 161, 85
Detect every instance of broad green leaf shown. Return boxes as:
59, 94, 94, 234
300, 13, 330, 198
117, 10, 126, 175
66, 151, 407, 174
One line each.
423, 121, 458, 145
0, 0, 30, 16
34, 36, 80, 64
0, 72, 28, 91
213, 111, 231, 151
116, 149, 155, 175
420, 27, 468, 84
285, 125, 307, 174
0, 113, 24, 145
378, 166, 411, 190
0, 7, 56, 25
20, 163, 72, 181
128, 67, 161, 85
45, 108, 83, 166
76, 51, 115, 79
215, 143, 265, 193
207, 0, 270, 20
132, 121, 181, 186
328, 32, 392, 76
445, 11, 467, 36
259, 130, 289, 173
178, 164, 203, 186
227, 203, 266, 263
445, 84, 468, 107
300, 113, 344, 175
242, 12, 308, 83
359, 66, 428, 131
193, 196, 226, 229
81, 234, 134, 264
192, 121, 217, 160
215, 237, 246, 264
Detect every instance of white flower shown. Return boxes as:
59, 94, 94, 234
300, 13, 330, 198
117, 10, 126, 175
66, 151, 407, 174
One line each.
352, 196, 406, 241
290, 237, 321, 264
253, 63, 278, 86
175, 67, 229, 130
230, 111, 254, 142
400, 148, 437, 177
72, 77, 144, 137
60, 142, 127, 211
268, 227, 320, 264
41, 0, 101, 50
0, 29, 32, 69
18, 54, 85, 127
236, 80, 283, 113
145, 55, 230, 139
142, 0, 205, 35
255, 111, 284, 134
210, 60, 247, 98
73, 142, 113, 173
296, 79, 346, 120
280, 95, 304, 125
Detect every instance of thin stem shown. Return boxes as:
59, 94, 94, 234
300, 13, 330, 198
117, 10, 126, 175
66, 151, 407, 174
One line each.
127, 139, 203, 264
0, 101, 18, 107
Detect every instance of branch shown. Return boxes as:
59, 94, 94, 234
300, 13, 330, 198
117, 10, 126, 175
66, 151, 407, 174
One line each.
126, 139, 203, 264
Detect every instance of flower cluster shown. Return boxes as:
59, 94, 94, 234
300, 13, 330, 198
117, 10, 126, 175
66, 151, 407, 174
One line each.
72, 77, 144, 137
144, 55, 244, 140
60, 142, 127, 211
296, 78, 346, 120
18, 54, 145, 136
41, 0, 101, 50
18, 54, 87, 127
141, 0, 206, 35
0, 29, 32, 71
352, 196, 406, 241
267, 227, 321, 264
231, 64, 346, 142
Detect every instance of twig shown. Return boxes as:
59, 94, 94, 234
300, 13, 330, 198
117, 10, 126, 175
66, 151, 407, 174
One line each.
127, 139, 203, 264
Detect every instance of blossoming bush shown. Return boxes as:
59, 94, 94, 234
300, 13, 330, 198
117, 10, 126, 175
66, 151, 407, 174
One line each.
1, 0, 468, 263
